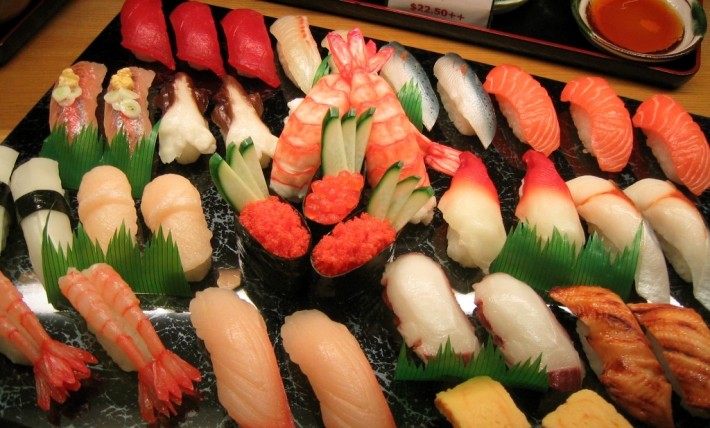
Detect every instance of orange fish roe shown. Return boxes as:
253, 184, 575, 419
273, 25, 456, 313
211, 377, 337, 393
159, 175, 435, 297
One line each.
312, 213, 396, 277
240, 196, 310, 259
304, 171, 364, 225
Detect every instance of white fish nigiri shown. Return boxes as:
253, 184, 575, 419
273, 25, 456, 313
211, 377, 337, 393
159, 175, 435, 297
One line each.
624, 178, 710, 309
566, 175, 670, 303
381, 253, 481, 362
434, 52, 497, 148
438, 152, 506, 273
281, 309, 396, 428
0, 145, 19, 253
270, 15, 321, 94
380, 41, 439, 131
474, 273, 585, 392
190, 288, 294, 428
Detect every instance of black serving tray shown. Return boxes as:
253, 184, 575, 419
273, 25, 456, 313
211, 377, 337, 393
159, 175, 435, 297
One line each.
0, 0, 69, 65
268, 0, 704, 88
0, 0, 709, 426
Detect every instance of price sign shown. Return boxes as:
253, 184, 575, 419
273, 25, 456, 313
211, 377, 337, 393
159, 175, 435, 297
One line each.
388, 0, 494, 27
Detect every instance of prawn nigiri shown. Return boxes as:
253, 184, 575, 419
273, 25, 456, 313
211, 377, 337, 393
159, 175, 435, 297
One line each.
190, 288, 294, 427
270, 15, 321, 94
483, 64, 560, 156
169, 1, 225, 77
281, 309, 396, 428
560, 76, 633, 172
633, 94, 710, 196
48, 61, 107, 139
103, 67, 155, 151
119, 0, 175, 70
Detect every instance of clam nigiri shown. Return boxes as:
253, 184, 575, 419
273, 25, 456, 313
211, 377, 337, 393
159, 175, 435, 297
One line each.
103, 67, 155, 151
270, 15, 321, 94
633, 94, 710, 195
119, 0, 175, 70
48, 61, 107, 139
169, 1, 225, 77
567, 175, 670, 303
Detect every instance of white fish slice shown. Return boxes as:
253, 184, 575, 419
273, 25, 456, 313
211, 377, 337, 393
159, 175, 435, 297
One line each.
270, 15, 321, 94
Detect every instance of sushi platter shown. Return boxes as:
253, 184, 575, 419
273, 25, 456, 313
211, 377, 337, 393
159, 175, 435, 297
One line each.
1, 0, 710, 427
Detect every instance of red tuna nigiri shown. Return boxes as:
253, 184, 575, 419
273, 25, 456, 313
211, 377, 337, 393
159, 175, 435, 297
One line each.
48, 61, 107, 139
561, 76, 633, 173
483, 64, 560, 156
120, 0, 175, 70
632, 94, 710, 196
170, 1, 225, 77
222, 9, 280, 88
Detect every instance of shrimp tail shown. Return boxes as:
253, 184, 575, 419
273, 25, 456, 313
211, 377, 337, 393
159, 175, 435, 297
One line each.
425, 141, 463, 176
34, 340, 97, 410
326, 27, 393, 79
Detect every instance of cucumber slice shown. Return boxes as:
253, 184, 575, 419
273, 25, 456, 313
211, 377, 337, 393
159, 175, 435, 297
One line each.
367, 161, 403, 219
386, 175, 420, 223
226, 141, 267, 199
341, 108, 357, 172
354, 107, 375, 173
209, 153, 262, 212
321, 107, 348, 176
390, 186, 435, 232
238, 138, 269, 198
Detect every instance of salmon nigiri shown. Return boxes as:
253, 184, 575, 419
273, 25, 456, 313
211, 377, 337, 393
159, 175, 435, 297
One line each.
632, 94, 710, 196
103, 67, 155, 151
561, 76, 633, 172
190, 288, 294, 427
483, 64, 560, 156
281, 309, 396, 428
48, 61, 107, 139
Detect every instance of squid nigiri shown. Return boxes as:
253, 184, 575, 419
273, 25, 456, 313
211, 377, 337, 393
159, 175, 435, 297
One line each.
221, 8, 280, 88
624, 178, 710, 309
281, 309, 396, 428
560, 76, 633, 172
0, 145, 19, 253
633, 94, 710, 196
474, 273, 585, 392
119, 0, 175, 70
48, 61, 107, 139
438, 151, 506, 272
270, 15, 321, 94
169, 1, 225, 77
103, 67, 155, 152
566, 175, 670, 303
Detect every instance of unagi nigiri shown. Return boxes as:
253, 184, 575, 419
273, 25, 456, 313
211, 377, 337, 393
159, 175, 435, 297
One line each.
633, 94, 710, 196
281, 309, 396, 428
119, 0, 175, 70
190, 288, 294, 427
560, 76, 633, 172
49, 61, 107, 139
169, 1, 225, 77
270, 15, 321, 94
483, 64, 560, 156
549, 286, 674, 428
103, 67, 155, 151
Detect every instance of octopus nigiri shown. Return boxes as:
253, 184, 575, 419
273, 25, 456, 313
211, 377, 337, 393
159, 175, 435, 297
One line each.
119, 0, 175, 70
103, 67, 155, 151
169, 1, 225, 77
48, 61, 107, 139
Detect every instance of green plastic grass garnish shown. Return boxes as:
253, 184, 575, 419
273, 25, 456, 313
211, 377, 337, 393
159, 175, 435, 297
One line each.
489, 222, 641, 301
397, 79, 423, 132
394, 337, 548, 391
312, 54, 332, 86
100, 124, 158, 198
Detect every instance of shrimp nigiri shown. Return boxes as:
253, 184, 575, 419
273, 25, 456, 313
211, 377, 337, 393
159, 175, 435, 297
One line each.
59, 264, 201, 424
48, 61, 107, 139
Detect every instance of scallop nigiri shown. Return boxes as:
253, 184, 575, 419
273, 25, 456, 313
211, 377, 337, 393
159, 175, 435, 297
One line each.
48, 61, 107, 139
281, 309, 396, 428
566, 175, 670, 303
190, 288, 294, 427
633, 94, 710, 195
434, 52, 496, 148
103, 66, 155, 151
483, 64, 560, 156
624, 178, 710, 309
560, 76, 633, 172
119, 0, 175, 70
270, 15, 321, 94
169, 1, 225, 77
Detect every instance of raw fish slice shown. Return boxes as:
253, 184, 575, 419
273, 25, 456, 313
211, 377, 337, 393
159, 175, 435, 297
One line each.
624, 178, 710, 309
211, 75, 278, 167
474, 273, 585, 392
515, 150, 586, 251
281, 310, 396, 428
548, 285, 674, 428
190, 288, 294, 427
221, 8, 280, 88
103, 67, 155, 152
482, 64, 560, 156
270, 15, 321, 94
632, 94, 710, 195
119, 0, 175, 70
627, 302, 710, 418
381, 253, 481, 362
433, 52, 496, 148
438, 151, 506, 272
380, 41, 439, 131
169, 2, 225, 77
48, 61, 107, 138
567, 175, 670, 303
560, 76, 633, 172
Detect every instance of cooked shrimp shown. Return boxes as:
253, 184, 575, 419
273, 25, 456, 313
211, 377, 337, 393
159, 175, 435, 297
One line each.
58, 264, 200, 424
0, 271, 96, 411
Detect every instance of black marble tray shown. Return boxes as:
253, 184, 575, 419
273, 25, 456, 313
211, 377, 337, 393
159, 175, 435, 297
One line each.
1, 1, 709, 427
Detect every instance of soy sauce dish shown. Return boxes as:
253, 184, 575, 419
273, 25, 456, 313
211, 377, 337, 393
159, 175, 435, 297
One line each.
572, 0, 707, 62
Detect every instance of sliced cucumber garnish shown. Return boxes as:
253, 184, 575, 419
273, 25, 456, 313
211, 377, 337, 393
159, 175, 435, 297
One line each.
341, 108, 357, 172
354, 107, 375, 173
209, 153, 262, 212
237, 138, 269, 198
321, 107, 348, 176
386, 175, 420, 223
367, 161, 403, 219
226, 141, 267, 200
389, 186, 434, 232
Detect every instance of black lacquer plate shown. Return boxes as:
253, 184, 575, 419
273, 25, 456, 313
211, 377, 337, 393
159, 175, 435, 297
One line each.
1, 1, 710, 427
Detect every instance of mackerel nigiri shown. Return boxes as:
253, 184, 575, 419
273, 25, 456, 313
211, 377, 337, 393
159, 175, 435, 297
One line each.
434, 52, 496, 148
561, 76, 633, 172
633, 94, 710, 196
48, 61, 107, 139
119, 0, 175, 70
103, 67, 155, 151
483, 64, 560, 156
270, 15, 321, 94
169, 1, 225, 77
222, 8, 280, 88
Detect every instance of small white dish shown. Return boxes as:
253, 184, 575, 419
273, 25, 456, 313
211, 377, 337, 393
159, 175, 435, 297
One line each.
571, 0, 707, 62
